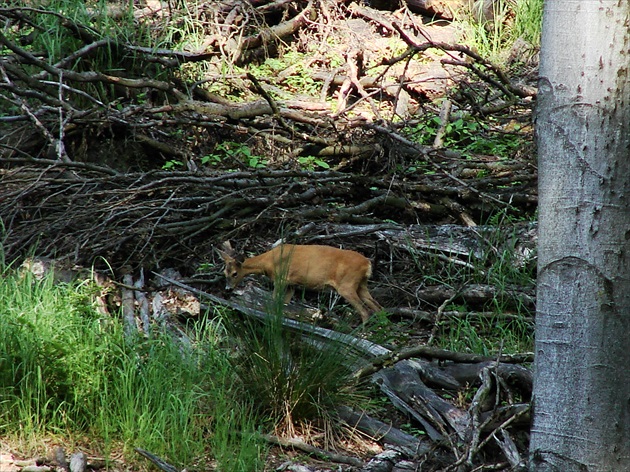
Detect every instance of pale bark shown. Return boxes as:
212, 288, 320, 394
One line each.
530, 0, 630, 470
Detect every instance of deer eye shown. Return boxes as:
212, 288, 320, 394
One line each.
231, 272, 238, 278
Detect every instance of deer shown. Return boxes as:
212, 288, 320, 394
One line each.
217, 241, 382, 323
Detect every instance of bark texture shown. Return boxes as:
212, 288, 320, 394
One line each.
530, 0, 630, 470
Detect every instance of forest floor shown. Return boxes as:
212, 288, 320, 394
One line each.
0, 0, 539, 470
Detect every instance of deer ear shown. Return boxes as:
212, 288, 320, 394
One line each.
216, 246, 232, 261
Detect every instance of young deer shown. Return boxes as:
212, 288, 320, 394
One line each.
218, 241, 381, 323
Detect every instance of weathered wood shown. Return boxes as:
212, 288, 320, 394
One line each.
415, 283, 535, 310
262, 434, 363, 467
336, 406, 431, 457
135, 448, 179, 472
121, 274, 136, 340
374, 360, 472, 440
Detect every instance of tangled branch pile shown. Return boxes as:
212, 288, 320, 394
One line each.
0, 158, 536, 271
0, 0, 538, 274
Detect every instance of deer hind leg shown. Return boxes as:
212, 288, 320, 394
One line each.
336, 285, 371, 324
358, 282, 382, 313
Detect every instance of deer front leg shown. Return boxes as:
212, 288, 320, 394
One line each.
273, 284, 295, 305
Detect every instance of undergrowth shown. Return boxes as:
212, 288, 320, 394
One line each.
400, 0, 542, 164
0, 266, 263, 471
0, 257, 367, 468
415, 211, 535, 355
2, 0, 150, 105
404, 112, 526, 160
456, 0, 543, 64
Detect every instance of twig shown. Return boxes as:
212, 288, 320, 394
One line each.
432, 99, 452, 148
426, 287, 460, 346
366, 123, 515, 209
135, 448, 179, 472
353, 343, 533, 381
391, 22, 532, 100
246, 72, 292, 131
261, 434, 363, 467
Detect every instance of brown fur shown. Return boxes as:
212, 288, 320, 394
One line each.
218, 241, 381, 323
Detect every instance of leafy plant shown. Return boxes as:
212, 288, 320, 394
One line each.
297, 156, 331, 170
200, 154, 223, 166
405, 113, 524, 159
208, 141, 267, 169
162, 159, 184, 170
253, 51, 321, 96
246, 155, 267, 169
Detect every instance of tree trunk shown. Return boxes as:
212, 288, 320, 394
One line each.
530, 0, 630, 470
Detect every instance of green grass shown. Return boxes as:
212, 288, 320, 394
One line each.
2, 0, 150, 106
437, 313, 533, 354
224, 290, 365, 437
24, 0, 139, 58
456, 0, 543, 64
412, 211, 535, 355
513, 0, 544, 48
0, 268, 263, 470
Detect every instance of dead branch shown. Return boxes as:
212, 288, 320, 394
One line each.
354, 343, 533, 381
416, 283, 535, 310
262, 434, 363, 467
337, 406, 432, 457
391, 22, 535, 101
232, 1, 313, 64
135, 448, 179, 472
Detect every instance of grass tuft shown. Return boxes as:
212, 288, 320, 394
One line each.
225, 289, 364, 438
